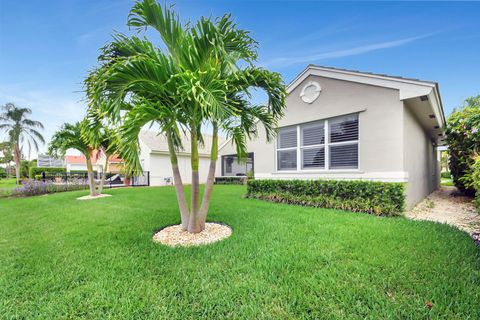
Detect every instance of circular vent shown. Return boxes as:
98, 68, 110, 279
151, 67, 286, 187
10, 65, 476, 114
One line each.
300, 81, 321, 104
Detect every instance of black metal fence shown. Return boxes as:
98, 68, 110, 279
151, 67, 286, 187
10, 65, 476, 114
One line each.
39, 171, 150, 188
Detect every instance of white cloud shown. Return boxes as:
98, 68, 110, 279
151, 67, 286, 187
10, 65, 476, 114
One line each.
0, 84, 86, 159
261, 33, 436, 68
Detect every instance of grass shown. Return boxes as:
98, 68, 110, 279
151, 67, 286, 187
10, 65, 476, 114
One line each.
0, 178, 17, 197
1, 186, 479, 319
441, 178, 455, 186
0, 178, 17, 189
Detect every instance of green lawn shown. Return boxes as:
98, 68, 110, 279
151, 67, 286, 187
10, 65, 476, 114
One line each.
0, 178, 17, 197
0, 178, 17, 189
1, 186, 479, 319
441, 178, 455, 187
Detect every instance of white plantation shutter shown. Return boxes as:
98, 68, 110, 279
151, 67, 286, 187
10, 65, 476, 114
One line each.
277, 149, 297, 170
330, 144, 358, 169
277, 127, 298, 170
329, 114, 359, 143
302, 147, 325, 169
278, 127, 297, 149
329, 114, 359, 169
301, 122, 324, 146
276, 113, 359, 171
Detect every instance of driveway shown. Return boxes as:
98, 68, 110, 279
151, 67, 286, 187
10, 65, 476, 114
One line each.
406, 186, 480, 245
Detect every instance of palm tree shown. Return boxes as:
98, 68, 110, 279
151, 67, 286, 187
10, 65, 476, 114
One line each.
81, 121, 119, 194
0, 141, 14, 178
85, 0, 286, 233
0, 103, 45, 184
48, 122, 99, 197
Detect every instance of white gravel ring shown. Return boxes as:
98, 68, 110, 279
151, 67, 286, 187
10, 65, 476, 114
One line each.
153, 222, 232, 247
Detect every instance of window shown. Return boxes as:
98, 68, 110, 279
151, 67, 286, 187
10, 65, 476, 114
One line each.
222, 153, 254, 176
329, 114, 359, 169
276, 113, 359, 171
277, 126, 297, 170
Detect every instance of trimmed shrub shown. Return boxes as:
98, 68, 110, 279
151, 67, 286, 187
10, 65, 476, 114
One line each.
246, 179, 405, 216
215, 176, 247, 185
8, 179, 88, 198
440, 171, 451, 179
445, 95, 480, 195
472, 157, 480, 211
0, 167, 6, 178
29, 167, 66, 178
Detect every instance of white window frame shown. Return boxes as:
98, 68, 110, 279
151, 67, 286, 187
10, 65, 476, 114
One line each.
276, 114, 359, 172
276, 126, 298, 171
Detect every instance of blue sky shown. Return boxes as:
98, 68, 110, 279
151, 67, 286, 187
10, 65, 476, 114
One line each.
1, 0, 479, 156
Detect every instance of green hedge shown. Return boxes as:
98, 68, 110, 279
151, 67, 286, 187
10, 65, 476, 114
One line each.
29, 167, 66, 178
445, 95, 480, 195
472, 157, 480, 212
214, 176, 247, 185
246, 179, 405, 216
440, 171, 451, 179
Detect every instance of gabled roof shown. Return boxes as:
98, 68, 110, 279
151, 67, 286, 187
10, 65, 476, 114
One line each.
287, 65, 445, 128
139, 130, 226, 156
65, 155, 87, 164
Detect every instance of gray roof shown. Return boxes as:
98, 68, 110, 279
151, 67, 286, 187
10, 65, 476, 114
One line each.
308, 64, 438, 85
139, 130, 226, 155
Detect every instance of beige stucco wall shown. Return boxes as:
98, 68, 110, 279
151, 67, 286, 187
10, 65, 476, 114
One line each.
218, 74, 441, 208
218, 75, 406, 179
139, 139, 210, 186
403, 104, 439, 208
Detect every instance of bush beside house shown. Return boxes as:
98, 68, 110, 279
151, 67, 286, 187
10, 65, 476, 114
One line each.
29, 167, 66, 178
445, 95, 480, 196
472, 157, 480, 211
246, 179, 405, 216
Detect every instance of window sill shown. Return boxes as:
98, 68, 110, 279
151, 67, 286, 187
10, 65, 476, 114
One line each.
274, 169, 364, 174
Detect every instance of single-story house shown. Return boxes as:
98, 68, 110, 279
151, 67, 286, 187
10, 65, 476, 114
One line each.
216, 65, 446, 209
64, 150, 124, 173
139, 131, 225, 186
65, 154, 102, 173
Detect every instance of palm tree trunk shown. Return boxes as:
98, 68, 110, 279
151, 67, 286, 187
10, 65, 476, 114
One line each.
98, 154, 109, 195
85, 154, 97, 197
166, 133, 190, 230
13, 143, 21, 185
188, 130, 202, 233
198, 123, 218, 230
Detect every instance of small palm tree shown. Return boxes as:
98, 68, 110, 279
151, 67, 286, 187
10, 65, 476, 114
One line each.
0, 103, 45, 184
86, 0, 286, 233
48, 122, 99, 197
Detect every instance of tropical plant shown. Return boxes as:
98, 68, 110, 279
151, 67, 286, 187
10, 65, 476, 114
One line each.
81, 121, 119, 194
20, 159, 36, 178
445, 95, 480, 195
48, 122, 99, 197
0, 103, 45, 184
85, 0, 286, 233
0, 141, 13, 178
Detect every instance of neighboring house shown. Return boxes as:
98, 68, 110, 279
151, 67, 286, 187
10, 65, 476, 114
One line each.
65, 154, 102, 173
139, 130, 225, 186
217, 65, 446, 209
64, 150, 124, 173
37, 154, 64, 168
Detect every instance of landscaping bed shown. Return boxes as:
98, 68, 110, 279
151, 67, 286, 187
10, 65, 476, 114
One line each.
1, 185, 479, 319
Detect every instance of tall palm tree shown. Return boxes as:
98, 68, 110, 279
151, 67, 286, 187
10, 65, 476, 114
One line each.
85, 0, 286, 233
0, 103, 45, 184
48, 121, 99, 197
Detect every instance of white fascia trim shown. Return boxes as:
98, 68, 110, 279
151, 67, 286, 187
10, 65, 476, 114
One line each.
150, 150, 211, 158
287, 66, 445, 130
255, 171, 409, 183
287, 66, 436, 97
